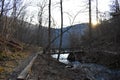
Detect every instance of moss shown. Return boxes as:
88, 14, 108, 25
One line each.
0, 66, 4, 73
0, 52, 6, 61
0, 49, 36, 79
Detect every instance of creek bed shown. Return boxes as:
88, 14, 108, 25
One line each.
52, 53, 120, 80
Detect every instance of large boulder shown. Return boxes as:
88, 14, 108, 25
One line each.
67, 51, 86, 62
67, 52, 75, 61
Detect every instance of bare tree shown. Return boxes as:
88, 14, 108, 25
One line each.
110, 0, 120, 50
0, 0, 30, 51
57, 0, 63, 60
48, 0, 51, 53
96, 0, 98, 23
0, 0, 15, 51
89, 0, 92, 50
111, 0, 120, 13
0, 0, 5, 18
37, 0, 48, 46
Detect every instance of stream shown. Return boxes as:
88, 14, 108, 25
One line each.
52, 53, 120, 80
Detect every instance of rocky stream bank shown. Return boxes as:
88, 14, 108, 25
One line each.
29, 54, 120, 80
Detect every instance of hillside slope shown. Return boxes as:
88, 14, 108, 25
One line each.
52, 23, 88, 48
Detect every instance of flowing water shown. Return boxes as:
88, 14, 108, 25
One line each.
52, 53, 120, 80
52, 53, 70, 64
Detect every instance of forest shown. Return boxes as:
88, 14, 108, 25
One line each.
0, 0, 120, 80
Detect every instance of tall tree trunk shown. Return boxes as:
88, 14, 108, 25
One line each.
37, 12, 43, 46
48, 0, 51, 53
0, 0, 5, 18
115, 0, 120, 13
0, 0, 5, 33
89, 0, 92, 51
96, 0, 98, 23
96, 0, 100, 35
57, 0, 63, 60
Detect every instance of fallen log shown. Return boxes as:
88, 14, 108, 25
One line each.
0, 35, 23, 51
17, 53, 38, 80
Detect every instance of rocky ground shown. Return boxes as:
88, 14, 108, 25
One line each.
67, 50, 120, 69
1, 50, 119, 80
29, 54, 120, 80
29, 54, 88, 80
1, 46, 119, 80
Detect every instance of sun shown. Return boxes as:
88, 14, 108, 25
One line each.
92, 20, 99, 28
92, 21, 98, 26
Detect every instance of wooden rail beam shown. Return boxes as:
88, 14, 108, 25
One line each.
17, 54, 38, 80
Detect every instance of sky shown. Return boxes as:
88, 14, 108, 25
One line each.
24, 0, 112, 28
